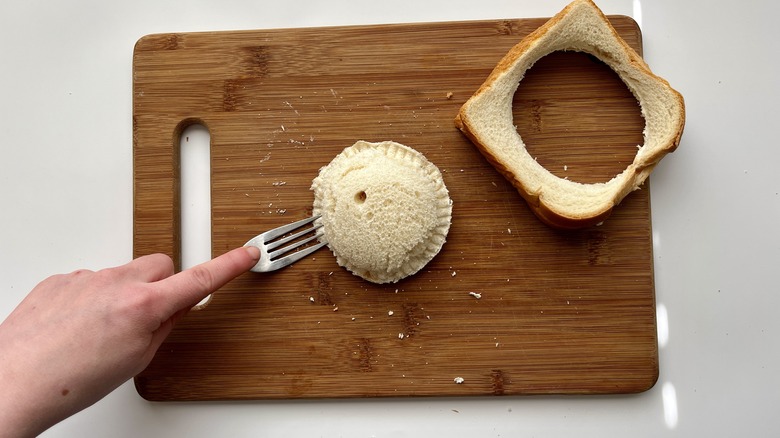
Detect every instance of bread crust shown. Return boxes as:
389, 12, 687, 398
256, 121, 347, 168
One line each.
455, 0, 685, 229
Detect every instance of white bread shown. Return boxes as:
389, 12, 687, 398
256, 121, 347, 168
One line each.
311, 141, 452, 284
455, 0, 685, 229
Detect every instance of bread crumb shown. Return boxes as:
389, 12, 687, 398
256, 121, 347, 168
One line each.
398, 333, 404, 339
309, 296, 315, 303
454, 377, 465, 384
451, 271, 457, 277
388, 310, 394, 316
469, 292, 482, 299
446, 92, 453, 99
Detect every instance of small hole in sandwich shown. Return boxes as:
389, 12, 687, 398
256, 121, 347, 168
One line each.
355, 190, 367, 203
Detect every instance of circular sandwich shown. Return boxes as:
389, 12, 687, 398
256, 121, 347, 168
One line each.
311, 140, 452, 284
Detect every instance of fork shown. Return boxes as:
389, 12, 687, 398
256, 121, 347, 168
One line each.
244, 214, 328, 272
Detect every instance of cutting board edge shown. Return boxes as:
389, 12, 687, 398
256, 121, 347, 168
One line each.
132, 13, 658, 401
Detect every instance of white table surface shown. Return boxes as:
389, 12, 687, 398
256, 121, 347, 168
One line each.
2, 0, 778, 436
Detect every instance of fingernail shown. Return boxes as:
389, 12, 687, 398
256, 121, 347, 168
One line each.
244, 245, 261, 261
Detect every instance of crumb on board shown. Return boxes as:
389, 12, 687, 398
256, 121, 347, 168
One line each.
309, 296, 315, 303
388, 310, 394, 316
469, 292, 482, 299
454, 377, 465, 384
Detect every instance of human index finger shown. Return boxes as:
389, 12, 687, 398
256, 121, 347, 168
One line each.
152, 246, 260, 319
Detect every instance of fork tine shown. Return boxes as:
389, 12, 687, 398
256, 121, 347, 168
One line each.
265, 241, 328, 272
266, 222, 323, 252
268, 232, 322, 260
262, 214, 321, 241
244, 214, 327, 272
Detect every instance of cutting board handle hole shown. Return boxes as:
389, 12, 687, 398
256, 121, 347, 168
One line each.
179, 123, 212, 309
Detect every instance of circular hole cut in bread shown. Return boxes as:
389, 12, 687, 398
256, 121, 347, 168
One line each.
513, 51, 644, 184
311, 140, 452, 284
454, 0, 685, 229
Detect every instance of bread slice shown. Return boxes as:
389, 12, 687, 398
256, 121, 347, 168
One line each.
311, 141, 452, 284
455, 0, 685, 229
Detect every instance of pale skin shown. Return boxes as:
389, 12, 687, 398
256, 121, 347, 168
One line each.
0, 246, 261, 438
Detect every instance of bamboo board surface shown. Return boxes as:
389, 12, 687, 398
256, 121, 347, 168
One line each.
133, 15, 658, 400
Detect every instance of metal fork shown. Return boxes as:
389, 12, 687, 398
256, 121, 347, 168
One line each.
244, 214, 327, 272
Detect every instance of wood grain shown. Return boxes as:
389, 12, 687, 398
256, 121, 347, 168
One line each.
133, 15, 657, 400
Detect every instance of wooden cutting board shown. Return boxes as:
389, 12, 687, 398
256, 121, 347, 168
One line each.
133, 15, 658, 401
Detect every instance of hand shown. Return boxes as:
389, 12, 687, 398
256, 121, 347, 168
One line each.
0, 246, 260, 437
